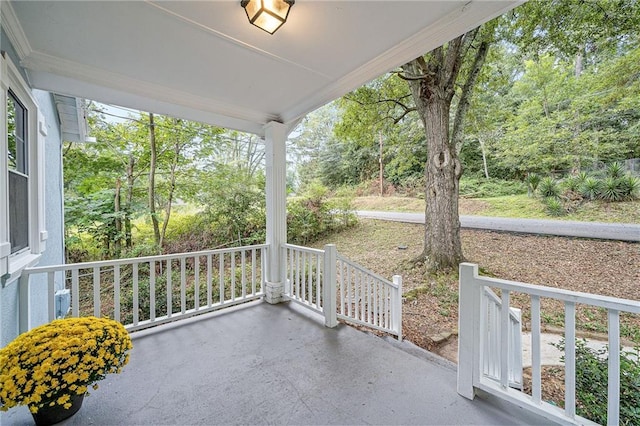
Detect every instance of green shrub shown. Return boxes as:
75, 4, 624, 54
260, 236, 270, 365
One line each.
287, 182, 357, 245
525, 173, 541, 197
606, 162, 625, 179
555, 339, 640, 425
544, 197, 565, 216
539, 177, 560, 198
580, 177, 601, 200
562, 176, 581, 192
600, 177, 624, 202
459, 177, 527, 198
619, 175, 640, 200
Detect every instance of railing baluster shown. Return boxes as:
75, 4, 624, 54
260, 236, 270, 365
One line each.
251, 249, 257, 296
93, 267, 101, 317
180, 258, 186, 314
531, 295, 542, 404
295, 250, 301, 300
500, 290, 510, 389
301, 252, 307, 303
219, 253, 224, 304
195, 256, 200, 311
316, 254, 321, 307
231, 251, 236, 301
71, 269, 79, 317
360, 272, 365, 321
347, 263, 352, 317
287, 248, 293, 296
114, 264, 121, 322
207, 255, 212, 307
149, 261, 156, 322
373, 279, 378, 326
47, 271, 55, 321
166, 260, 172, 317
261, 247, 266, 293
133, 263, 139, 326
241, 250, 246, 299
607, 310, 620, 426
564, 301, 576, 419
307, 253, 313, 304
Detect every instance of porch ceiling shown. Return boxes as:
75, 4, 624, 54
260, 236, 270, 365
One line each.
4, 1, 520, 136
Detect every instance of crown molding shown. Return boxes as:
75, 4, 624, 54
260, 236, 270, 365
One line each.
1, 2, 32, 60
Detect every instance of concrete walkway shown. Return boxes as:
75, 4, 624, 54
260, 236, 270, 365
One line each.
521, 332, 638, 368
356, 210, 640, 242
2, 301, 551, 425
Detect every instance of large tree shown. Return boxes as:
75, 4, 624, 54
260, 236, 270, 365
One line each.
397, 25, 493, 270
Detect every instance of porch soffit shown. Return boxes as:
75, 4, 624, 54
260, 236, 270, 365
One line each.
4, 1, 521, 137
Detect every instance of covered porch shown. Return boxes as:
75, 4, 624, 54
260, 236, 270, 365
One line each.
2, 300, 543, 425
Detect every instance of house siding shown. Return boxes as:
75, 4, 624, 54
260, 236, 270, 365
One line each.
0, 30, 65, 347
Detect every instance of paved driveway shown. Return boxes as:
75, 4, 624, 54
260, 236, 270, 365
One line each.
356, 211, 640, 242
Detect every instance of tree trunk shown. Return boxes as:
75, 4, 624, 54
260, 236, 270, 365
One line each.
420, 96, 463, 270
148, 112, 161, 248
160, 134, 180, 248
114, 177, 122, 256
479, 138, 490, 179
125, 154, 135, 249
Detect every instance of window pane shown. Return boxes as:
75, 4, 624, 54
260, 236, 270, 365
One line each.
7, 91, 27, 174
9, 171, 29, 253
7, 91, 29, 254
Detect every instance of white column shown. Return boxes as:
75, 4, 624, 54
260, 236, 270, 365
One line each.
264, 121, 287, 304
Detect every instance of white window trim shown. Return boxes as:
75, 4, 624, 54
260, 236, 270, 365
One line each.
1, 52, 45, 285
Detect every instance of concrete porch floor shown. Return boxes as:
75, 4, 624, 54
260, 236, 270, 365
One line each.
3, 301, 550, 425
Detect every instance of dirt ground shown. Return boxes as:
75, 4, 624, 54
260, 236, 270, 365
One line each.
317, 220, 640, 359
405, 228, 640, 357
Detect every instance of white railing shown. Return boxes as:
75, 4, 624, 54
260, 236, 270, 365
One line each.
482, 287, 523, 389
282, 243, 337, 327
336, 255, 402, 339
282, 244, 401, 337
458, 263, 640, 426
19, 244, 268, 332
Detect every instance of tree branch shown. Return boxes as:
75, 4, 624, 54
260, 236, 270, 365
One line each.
452, 33, 490, 154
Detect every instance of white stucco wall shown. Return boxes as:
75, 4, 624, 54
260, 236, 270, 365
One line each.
0, 29, 65, 347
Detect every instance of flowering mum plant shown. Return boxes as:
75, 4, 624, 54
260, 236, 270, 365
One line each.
0, 316, 132, 413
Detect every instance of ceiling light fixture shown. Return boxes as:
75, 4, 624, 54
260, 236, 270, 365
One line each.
241, 0, 294, 35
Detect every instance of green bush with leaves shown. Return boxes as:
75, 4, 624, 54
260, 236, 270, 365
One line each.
600, 177, 625, 202
525, 173, 541, 197
555, 339, 640, 425
458, 177, 527, 198
287, 182, 356, 245
544, 197, 565, 216
538, 177, 560, 198
580, 177, 601, 200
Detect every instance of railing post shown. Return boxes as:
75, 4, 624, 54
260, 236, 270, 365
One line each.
458, 263, 482, 400
392, 275, 402, 340
323, 244, 337, 328
18, 272, 30, 334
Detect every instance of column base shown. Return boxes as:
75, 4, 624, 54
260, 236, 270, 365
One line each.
265, 281, 283, 304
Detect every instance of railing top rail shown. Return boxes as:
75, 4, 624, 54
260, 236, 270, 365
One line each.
463, 263, 640, 313
337, 254, 398, 289
282, 243, 325, 256
22, 244, 269, 274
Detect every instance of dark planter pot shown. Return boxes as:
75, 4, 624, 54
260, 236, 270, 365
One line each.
30, 393, 84, 426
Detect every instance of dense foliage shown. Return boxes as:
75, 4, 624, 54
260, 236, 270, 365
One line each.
290, 1, 640, 192
555, 339, 640, 425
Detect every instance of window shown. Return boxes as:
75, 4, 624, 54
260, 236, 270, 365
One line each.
1, 52, 46, 281
7, 90, 29, 254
